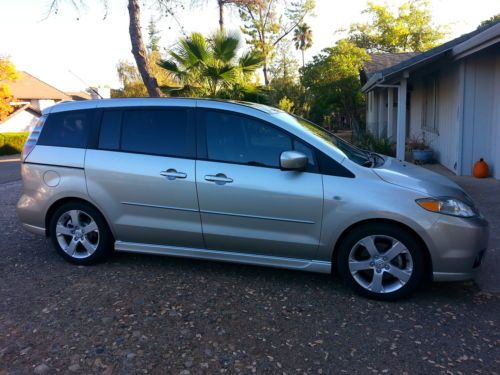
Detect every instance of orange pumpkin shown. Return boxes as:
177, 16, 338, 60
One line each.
473, 158, 489, 178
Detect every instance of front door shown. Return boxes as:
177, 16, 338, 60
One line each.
195, 109, 324, 260
86, 107, 204, 248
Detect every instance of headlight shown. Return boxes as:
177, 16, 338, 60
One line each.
416, 197, 477, 218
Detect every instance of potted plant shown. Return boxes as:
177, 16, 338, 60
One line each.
407, 134, 433, 164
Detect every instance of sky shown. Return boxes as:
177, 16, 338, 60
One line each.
0, 0, 499, 92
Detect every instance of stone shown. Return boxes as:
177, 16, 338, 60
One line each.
126, 352, 136, 360
34, 364, 50, 374
68, 364, 81, 372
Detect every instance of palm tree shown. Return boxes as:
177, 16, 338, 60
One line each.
158, 31, 264, 98
293, 23, 313, 67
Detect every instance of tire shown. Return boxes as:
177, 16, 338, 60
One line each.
336, 223, 426, 301
49, 201, 114, 265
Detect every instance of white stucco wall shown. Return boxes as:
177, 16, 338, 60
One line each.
29, 99, 57, 112
0, 110, 39, 133
461, 49, 500, 179
492, 51, 500, 179
408, 65, 461, 173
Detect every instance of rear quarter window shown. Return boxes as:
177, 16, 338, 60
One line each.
37, 110, 92, 148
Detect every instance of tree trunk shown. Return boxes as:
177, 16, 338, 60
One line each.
301, 50, 305, 68
128, 0, 162, 97
263, 61, 269, 86
218, 0, 224, 30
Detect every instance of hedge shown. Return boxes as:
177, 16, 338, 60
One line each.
0, 132, 29, 156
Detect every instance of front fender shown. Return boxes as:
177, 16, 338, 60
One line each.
317, 175, 440, 261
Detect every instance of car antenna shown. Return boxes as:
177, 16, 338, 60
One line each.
68, 70, 103, 99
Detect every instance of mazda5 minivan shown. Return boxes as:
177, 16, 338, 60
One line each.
18, 98, 489, 300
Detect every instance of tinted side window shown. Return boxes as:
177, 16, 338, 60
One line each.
99, 111, 121, 150
317, 151, 355, 178
204, 111, 292, 168
120, 109, 194, 158
38, 110, 91, 148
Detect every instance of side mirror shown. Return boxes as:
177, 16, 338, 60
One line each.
280, 151, 308, 171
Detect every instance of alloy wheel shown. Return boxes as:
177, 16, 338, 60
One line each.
55, 209, 100, 259
348, 235, 413, 294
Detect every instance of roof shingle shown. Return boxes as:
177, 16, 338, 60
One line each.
4, 71, 71, 101
363, 52, 421, 78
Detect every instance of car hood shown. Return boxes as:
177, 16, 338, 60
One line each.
373, 157, 470, 202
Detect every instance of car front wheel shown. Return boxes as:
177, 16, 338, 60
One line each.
337, 223, 426, 300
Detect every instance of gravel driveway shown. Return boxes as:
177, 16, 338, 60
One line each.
1, 179, 499, 375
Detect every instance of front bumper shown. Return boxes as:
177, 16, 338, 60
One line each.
428, 215, 489, 282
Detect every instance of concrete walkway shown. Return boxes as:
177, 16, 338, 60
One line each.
424, 164, 500, 293
0, 153, 20, 162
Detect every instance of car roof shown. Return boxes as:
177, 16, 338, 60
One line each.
43, 97, 282, 115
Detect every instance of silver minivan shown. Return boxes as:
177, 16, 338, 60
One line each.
18, 98, 489, 300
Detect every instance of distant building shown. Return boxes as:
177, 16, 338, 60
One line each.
0, 103, 40, 133
7, 71, 71, 112
0, 71, 92, 133
66, 91, 93, 101
361, 22, 500, 179
89, 86, 111, 99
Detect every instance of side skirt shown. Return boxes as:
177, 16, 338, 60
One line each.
115, 241, 331, 274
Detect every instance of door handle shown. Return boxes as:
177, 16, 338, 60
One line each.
160, 169, 187, 180
204, 173, 233, 185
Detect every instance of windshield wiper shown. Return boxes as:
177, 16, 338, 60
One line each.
366, 152, 385, 167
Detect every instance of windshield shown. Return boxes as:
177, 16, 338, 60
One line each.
278, 113, 377, 167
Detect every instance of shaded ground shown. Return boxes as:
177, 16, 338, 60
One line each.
1, 173, 499, 373
0, 155, 21, 184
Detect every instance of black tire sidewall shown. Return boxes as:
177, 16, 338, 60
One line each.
49, 202, 113, 265
337, 223, 425, 301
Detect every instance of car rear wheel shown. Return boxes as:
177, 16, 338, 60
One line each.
336, 223, 426, 300
49, 202, 113, 265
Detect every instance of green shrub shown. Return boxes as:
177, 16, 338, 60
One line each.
355, 132, 395, 157
0, 132, 29, 156
278, 96, 294, 113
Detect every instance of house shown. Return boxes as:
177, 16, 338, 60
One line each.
1, 71, 74, 133
0, 103, 41, 133
361, 21, 500, 179
7, 71, 71, 111
66, 91, 93, 101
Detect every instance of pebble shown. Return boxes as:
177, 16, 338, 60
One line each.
126, 352, 136, 360
68, 364, 81, 372
34, 364, 49, 374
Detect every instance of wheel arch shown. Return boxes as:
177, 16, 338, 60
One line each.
331, 218, 433, 279
45, 197, 115, 239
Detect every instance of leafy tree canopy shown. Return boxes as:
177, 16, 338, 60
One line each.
237, 0, 315, 84
267, 40, 308, 115
301, 39, 370, 126
113, 51, 176, 97
348, 0, 445, 53
268, 39, 300, 83
0, 58, 19, 121
477, 14, 500, 29
147, 17, 161, 52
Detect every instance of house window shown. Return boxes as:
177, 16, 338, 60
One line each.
422, 76, 438, 133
